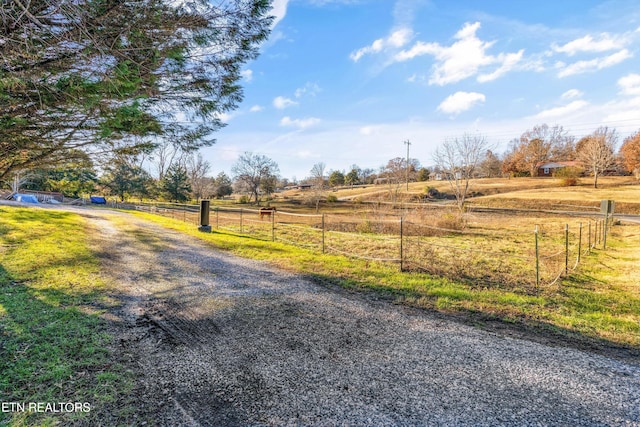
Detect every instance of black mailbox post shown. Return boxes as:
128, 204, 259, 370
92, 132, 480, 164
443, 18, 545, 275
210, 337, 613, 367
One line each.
198, 200, 212, 232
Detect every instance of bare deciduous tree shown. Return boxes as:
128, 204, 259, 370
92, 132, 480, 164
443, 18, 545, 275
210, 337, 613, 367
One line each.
433, 134, 490, 212
380, 157, 407, 204
232, 152, 279, 204
576, 127, 618, 188
186, 153, 213, 200
519, 124, 572, 177
308, 162, 327, 212
153, 140, 183, 181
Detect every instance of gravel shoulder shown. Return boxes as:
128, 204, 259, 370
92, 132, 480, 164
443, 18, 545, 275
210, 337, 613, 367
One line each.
81, 208, 639, 426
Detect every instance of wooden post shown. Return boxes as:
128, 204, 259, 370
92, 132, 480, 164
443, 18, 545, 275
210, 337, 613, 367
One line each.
322, 214, 325, 254
565, 224, 569, 275
578, 222, 582, 264
240, 208, 243, 234
535, 225, 540, 291
271, 210, 275, 242
603, 214, 608, 250
400, 217, 404, 272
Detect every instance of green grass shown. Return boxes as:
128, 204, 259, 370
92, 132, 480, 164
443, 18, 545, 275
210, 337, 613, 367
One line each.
131, 210, 640, 349
0, 207, 132, 426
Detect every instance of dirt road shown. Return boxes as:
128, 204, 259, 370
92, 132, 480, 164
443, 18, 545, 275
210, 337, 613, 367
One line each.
84, 209, 639, 426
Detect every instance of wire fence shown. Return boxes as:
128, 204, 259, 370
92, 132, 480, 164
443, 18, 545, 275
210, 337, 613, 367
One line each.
131, 201, 613, 294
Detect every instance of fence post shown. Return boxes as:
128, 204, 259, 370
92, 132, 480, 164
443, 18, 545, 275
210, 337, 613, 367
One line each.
578, 222, 582, 264
321, 213, 325, 254
565, 224, 569, 275
215, 207, 219, 229
271, 210, 275, 242
240, 208, 243, 234
600, 220, 603, 246
399, 217, 404, 272
535, 225, 540, 291
603, 213, 608, 250
588, 221, 592, 253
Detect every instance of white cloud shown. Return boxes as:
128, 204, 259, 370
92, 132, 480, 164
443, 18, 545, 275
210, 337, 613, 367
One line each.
295, 82, 321, 98
270, 0, 289, 28
280, 116, 321, 129
349, 27, 413, 62
273, 96, 298, 109
561, 89, 583, 100
602, 96, 640, 123
295, 150, 316, 159
249, 105, 264, 113
395, 22, 523, 86
533, 100, 589, 119
241, 69, 253, 82
359, 125, 383, 135
217, 112, 236, 122
552, 33, 626, 56
556, 49, 632, 78
437, 91, 486, 115
477, 50, 524, 83
618, 73, 640, 96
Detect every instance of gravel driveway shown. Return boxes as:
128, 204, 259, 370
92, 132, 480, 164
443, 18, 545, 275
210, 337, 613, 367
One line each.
84, 209, 639, 426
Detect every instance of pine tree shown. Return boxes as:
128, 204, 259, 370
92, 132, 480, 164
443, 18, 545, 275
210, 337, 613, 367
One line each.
161, 164, 192, 202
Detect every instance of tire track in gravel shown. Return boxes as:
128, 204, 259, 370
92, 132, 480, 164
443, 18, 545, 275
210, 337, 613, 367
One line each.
82, 208, 639, 426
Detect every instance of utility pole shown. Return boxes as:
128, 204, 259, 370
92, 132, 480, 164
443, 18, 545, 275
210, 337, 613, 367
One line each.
404, 140, 411, 191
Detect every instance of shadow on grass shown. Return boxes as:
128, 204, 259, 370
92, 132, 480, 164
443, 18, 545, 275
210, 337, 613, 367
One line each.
0, 263, 131, 426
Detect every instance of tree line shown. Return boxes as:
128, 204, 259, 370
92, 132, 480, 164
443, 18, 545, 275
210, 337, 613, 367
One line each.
5, 123, 640, 204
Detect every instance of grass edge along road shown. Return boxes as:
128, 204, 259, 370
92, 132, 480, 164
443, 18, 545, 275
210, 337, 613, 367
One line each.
130, 209, 640, 351
0, 207, 133, 427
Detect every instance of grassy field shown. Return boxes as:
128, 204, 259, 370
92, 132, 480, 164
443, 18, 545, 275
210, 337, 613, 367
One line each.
275, 176, 640, 213
0, 207, 131, 426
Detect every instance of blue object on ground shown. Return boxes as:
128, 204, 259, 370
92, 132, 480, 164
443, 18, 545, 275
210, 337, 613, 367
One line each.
90, 196, 107, 204
13, 194, 39, 204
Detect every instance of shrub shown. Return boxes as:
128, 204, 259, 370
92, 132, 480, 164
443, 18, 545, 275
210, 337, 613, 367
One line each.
560, 177, 578, 187
326, 194, 338, 203
436, 213, 466, 231
424, 186, 441, 199
554, 166, 582, 187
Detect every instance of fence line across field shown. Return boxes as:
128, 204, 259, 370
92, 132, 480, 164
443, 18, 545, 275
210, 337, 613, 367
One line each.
131, 201, 613, 293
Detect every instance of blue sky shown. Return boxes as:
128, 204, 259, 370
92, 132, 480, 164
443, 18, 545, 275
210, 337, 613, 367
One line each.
202, 0, 640, 181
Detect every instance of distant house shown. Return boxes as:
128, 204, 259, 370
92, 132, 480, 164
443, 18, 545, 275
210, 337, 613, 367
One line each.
429, 172, 443, 181
536, 161, 582, 177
